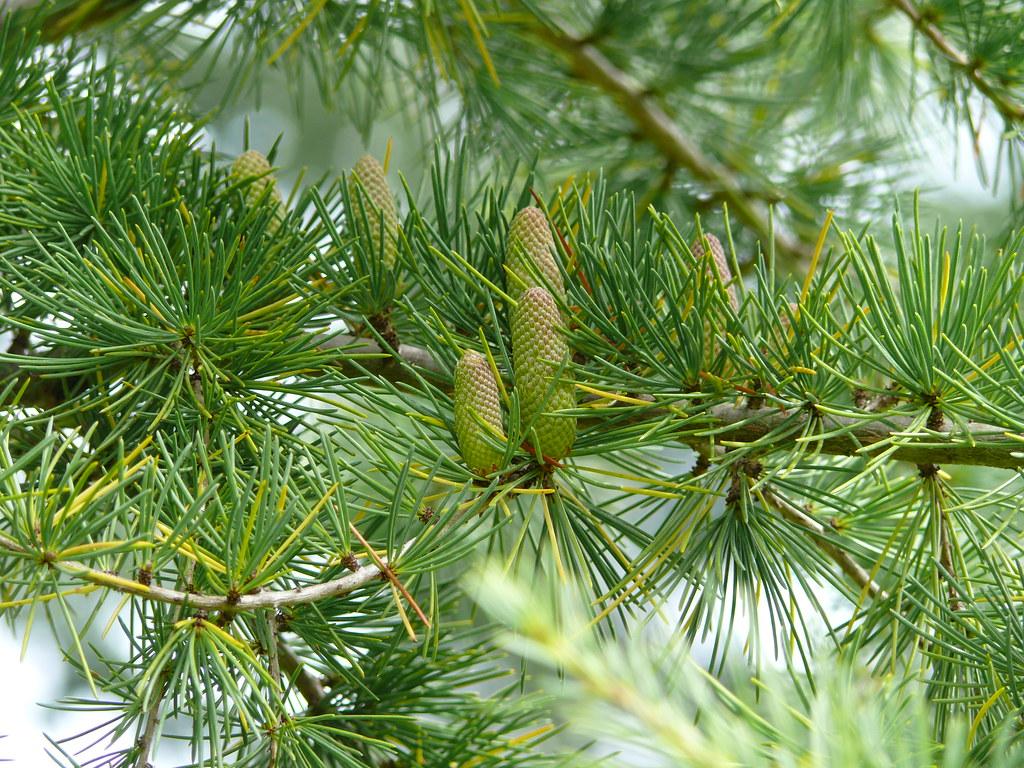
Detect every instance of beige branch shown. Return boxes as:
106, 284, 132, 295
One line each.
0, 531, 413, 612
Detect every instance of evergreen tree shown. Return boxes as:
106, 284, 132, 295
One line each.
1, 1, 1024, 765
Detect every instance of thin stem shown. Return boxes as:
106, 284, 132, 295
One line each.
937, 507, 962, 611
529, 18, 812, 264
267, 613, 281, 768
763, 487, 886, 600
888, 0, 1024, 123
135, 560, 196, 768
924, 466, 964, 612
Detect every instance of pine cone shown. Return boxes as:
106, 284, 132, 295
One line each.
692, 232, 738, 311
505, 206, 564, 303
453, 350, 505, 475
511, 287, 576, 461
349, 154, 399, 269
231, 150, 283, 231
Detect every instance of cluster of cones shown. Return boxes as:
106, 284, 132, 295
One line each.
229, 150, 736, 477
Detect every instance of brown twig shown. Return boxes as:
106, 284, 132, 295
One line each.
937, 507, 963, 612
267, 613, 281, 767
921, 464, 964, 612
135, 672, 169, 768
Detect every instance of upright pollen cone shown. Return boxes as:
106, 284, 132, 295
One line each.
692, 232, 738, 311
231, 150, 284, 231
505, 206, 564, 303
511, 287, 577, 461
453, 350, 505, 475
349, 154, 399, 270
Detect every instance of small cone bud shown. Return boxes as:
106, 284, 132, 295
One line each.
511, 287, 576, 461
692, 232, 738, 311
453, 350, 505, 475
231, 150, 283, 231
505, 206, 564, 303
349, 154, 399, 269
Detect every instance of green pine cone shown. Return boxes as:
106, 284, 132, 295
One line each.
505, 206, 564, 303
453, 350, 505, 475
511, 287, 577, 461
231, 150, 283, 231
692, 232, 738, 310
349, 154, 399, 269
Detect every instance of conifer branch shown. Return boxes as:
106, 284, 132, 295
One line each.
318, 333, 442, 383
316, 335, 1024, 470
0, 530, 414, 612
530, 19, 813, 264
888, 0, 1024, 123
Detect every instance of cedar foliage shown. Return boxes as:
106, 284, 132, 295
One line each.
1, 2, 1024, 766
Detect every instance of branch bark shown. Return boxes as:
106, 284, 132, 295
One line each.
318, 333, 442, 385
529, 19, 813, 265
0, 530, 413, 612
135, 674, 169, 768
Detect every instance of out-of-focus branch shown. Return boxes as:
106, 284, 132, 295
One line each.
888, 0, 1024, 124
529, 19, 813, 265
277, 638, 328, 710
0, 0, 39, 13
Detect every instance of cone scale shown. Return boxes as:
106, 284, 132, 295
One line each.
231, 150, 284, 232
349, 154, 399, 270
505, 206, 564, 303
454, 350, 505, 475
511, 287, 576, 461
